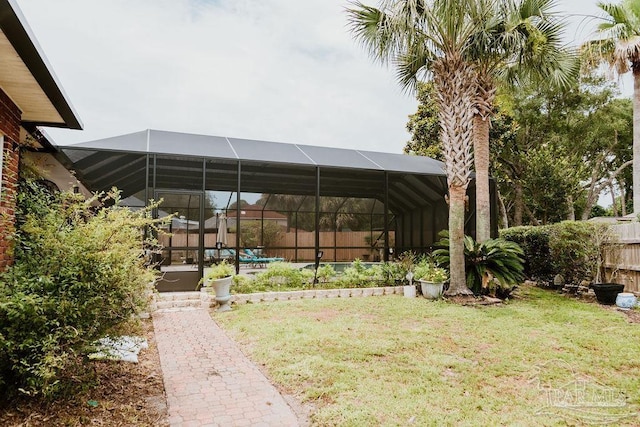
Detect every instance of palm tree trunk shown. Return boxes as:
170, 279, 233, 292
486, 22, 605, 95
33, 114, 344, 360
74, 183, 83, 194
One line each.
633, 68, 640, 214
433, 57, 475, 296
473, 114, 491, 242
447, 184, 471, 295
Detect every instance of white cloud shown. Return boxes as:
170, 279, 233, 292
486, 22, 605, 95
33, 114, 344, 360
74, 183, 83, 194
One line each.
14, 0, 633, 153
16, 0, 416, 152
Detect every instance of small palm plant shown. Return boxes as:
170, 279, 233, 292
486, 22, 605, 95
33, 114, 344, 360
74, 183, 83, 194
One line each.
433, 231, 525, 298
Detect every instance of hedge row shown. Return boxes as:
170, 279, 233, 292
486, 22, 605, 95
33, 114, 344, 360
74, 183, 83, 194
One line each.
500, 221, 604, 286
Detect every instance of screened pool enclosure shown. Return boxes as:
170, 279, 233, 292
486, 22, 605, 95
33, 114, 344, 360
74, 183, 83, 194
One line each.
54, 130, 495, 291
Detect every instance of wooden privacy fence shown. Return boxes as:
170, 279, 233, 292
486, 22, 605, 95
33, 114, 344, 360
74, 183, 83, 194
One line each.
160, 230, 396, 262
604, 222, 640, 293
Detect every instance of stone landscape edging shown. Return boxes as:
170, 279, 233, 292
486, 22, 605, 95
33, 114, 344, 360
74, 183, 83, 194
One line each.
200, 285, 406, 308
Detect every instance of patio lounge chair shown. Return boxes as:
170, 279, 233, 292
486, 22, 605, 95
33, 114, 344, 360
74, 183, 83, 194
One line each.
243, 248, 284, 261
205, 248, 283, 268
241, 248, 284, 267
204, 248, 235, 264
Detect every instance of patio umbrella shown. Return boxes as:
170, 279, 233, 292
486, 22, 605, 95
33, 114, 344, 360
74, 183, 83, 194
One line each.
217, 213, 228, 247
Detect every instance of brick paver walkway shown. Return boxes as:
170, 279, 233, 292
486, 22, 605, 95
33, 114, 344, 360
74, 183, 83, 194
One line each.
153, 309, 300, 427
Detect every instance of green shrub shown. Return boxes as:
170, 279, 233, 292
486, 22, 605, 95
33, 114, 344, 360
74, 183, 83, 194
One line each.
501, 221, 603, 287
500, 226, 552, 282
380, 251, 419, 285
316, 264, 337, 283
334, 259, 384, 288
231, 274, 255, 293
251, 262, 314, 290
0, 180, 160, 399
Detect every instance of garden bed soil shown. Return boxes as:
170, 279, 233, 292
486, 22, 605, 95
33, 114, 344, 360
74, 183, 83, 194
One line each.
0, 319, 168, 426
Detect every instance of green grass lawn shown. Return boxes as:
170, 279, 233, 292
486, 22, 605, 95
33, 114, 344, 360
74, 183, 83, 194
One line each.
214, 286, 640, 426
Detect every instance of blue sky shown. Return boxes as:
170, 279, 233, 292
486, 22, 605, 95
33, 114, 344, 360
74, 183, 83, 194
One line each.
15, 0, 627, 155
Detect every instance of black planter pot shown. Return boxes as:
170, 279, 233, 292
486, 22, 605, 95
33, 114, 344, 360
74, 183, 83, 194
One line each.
590, 283, 625, 305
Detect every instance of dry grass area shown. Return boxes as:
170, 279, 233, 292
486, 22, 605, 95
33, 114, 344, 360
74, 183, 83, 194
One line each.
0, 319, 168, 427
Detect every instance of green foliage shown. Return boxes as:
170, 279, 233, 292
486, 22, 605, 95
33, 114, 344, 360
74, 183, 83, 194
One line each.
500, 226, 552, 282
433, 232, 524, 297
378, 251, 418, 285
380, 262, 407, 284
316, 264, 336, 283
500, 221, 604, 286
334, 259, 384, 288
238, 220, 282, 248
413, 259, 448, 283
546, 221, 602, 286
203, 260, 235, 282
0, 181, 160, 399
404, 82, 442, 160
493, 74, 632, 225
250, 262, 314, 291
231, 274, 257, 294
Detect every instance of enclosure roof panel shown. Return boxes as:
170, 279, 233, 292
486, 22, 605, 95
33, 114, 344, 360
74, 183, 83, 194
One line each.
60, 129, 446, 175
358, 149, 445, 175
227, 136, 314, 165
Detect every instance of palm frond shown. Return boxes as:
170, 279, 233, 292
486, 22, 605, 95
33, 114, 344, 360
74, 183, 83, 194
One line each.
346, 2, 400, 64
582, 1, 640, 75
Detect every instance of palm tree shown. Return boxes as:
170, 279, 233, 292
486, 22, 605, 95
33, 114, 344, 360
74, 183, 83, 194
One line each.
583, 0, 640, 214
468, 0, 577, 242
348, 0, 480, 295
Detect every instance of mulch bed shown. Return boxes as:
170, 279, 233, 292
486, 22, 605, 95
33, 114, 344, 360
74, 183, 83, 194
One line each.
0, 319, 168, 426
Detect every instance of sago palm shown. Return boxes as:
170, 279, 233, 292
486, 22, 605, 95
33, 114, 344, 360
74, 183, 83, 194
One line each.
432, 231, 525, 296
583, 0, 640, 214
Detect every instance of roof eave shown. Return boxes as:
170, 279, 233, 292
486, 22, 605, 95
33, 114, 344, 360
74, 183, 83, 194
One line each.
0, 0, 83, 130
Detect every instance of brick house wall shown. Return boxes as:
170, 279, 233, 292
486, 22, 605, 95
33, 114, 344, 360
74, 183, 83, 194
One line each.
0, 88, 22, 270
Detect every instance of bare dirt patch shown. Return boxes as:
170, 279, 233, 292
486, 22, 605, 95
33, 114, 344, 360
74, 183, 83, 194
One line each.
620, 308, 640, 324
445, 295, 502, 306
0, 319, 168, 426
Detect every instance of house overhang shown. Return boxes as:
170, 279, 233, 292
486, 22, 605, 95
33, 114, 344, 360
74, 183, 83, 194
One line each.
0, 0, 82, 132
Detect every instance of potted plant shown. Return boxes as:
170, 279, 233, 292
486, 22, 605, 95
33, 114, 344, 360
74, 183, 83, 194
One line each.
588, 223, 625, 305
200, 260, 235, 312
414, 262, 448, 299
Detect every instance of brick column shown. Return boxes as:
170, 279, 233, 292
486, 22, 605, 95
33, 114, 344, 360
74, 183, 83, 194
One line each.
0, 88, 22, 270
